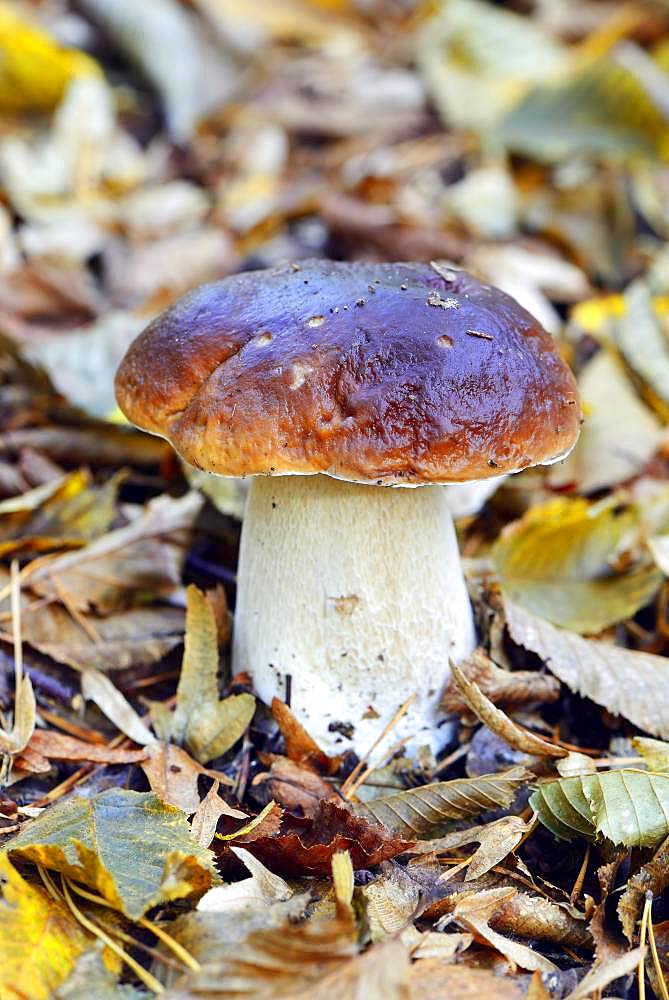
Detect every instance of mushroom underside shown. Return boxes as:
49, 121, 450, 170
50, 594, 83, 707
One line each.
232, 474, 477, 755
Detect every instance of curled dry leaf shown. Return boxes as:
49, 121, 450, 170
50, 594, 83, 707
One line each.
563, 946, 645, 1000
4, 789, 217, 919
465, 815, 530, 880
141, 742, 206, 815
532, 769, 669, 847
441, 648, 560, 716
452, 887, 558, 972
504, 597, 669, 739
0, 854, 93, 1000
353, 766, 530, 839
363, 867, 421, 942
450, 662, 567, 759
493, 496, 662, 634
271, 697, 341, 774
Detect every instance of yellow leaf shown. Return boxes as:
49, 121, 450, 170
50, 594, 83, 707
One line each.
0, 3, 100, 114
493, 496, 662, 633
570, 294, 669, 338
0, 854, 92, 999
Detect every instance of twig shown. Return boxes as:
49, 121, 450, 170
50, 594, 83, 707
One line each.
340, 694, 415, 799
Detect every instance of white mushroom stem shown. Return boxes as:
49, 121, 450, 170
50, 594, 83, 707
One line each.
232, 475, 476, 756
445, 475, 507, 519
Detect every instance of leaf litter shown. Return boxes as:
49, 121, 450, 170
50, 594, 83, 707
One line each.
4, 0, 669, 997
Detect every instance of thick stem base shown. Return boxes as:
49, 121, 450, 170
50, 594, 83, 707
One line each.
233, 476, 476, 755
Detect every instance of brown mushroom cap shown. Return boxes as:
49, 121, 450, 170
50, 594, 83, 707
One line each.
115, 260, 580, 485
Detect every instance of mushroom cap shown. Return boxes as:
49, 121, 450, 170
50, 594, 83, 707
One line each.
115, 260, 580, 485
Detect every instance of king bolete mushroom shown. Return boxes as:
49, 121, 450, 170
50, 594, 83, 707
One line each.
115, 260, 580, 754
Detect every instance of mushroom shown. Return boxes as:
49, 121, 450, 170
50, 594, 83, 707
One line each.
115, 260, 580, 755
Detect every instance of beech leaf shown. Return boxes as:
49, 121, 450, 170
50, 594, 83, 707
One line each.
531, 770, 669, 847
4, 788, 217, 918
493, 496, 662, 633
352, 766, 530, 838
504, 597, 669, 739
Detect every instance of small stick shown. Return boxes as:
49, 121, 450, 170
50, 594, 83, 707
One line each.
341, 694, 415, 799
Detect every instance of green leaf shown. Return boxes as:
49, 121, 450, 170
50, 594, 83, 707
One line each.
353, 767, 530, 838
493, 496, 662, 633
154, 585, 255, 764
531, 770, 669, 847
3, 789, 217, 919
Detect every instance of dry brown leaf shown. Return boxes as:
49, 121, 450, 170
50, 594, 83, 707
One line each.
191, 781, 247, 849
271, 697, 341, 774
453, 888, 557, 972
408, 961, 525, 1000
490, 892, 592, 948
450, 662, 567, 759
198, 845, 292, 913
363, 867, 420, 942
564, 946, 644, 1000
465, 816, 530, 881
504, 597, 669, 739
253, 755, 337, 816
26, 729, 148, 765
141, 742, 204, 815
227, 799, 412, 877
441, 649, 560, 715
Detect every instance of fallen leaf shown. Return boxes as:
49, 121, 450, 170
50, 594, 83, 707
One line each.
504, 597, 669, 739
452, 887, 557, 971
532, 769, 669, 847
489, 891, 592, 948
271, 697, 341, 774
54, 949, 147, 1000
141, 742, 205, 815
564, 946, 645, 1000
197, 845, 292, 912
26, 729, 148, 765
27, 490, 202, 613
493, 496, 662, 634
4, 788, 217, 918
465, 816, 530, 881
353, 767, 530, 839
0, 853, 92, 999
230, 799, 412, 876
81, 668, 154, 745
191, 781, 247, 849
633, 736, 669, 772
154, 585, 255, 764
408, 962, 525, 1000
253, 755, 337, 816
616, 280, 669, 419
450, 662, 567, 759
363, 867, 421, 942
441, 649, 560, 716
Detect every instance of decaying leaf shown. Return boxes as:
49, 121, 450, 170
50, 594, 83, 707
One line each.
191, 781, 247, 849
141, 742, 206, 815
0, 853, 93, 1000
253, 755, 337, 816
452, 888, 557, 972
441, 649, 560, 715
353, 767, 530, 839
55, 949, 147, 1000
504, 597, 669, 738
153, 586, 255, 764
228, 799, 412, 876
493, 496, 662, 634
563, 946, 645, 1000
465, 816, 530, 881
24, 729, 148, 766
532, 769, 669, 847
271, 697, 341, 774
408, 961, 525, 1000
489, 891, 592, 948
449, 662, 567, 759
4, 789, 217, 918
633, 736, 669, 772
363, 866, 420, 942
